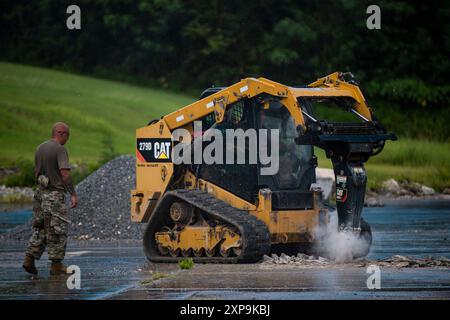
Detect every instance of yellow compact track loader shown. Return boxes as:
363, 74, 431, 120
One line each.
131, 72, 396, 263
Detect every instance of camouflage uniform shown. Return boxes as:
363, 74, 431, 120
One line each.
25, 182, 69, 261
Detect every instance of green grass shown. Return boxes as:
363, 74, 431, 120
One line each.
0, 193, 33, 203
0, 62, 448, 191
0, 62, 194, 165
316, 138, 450, 191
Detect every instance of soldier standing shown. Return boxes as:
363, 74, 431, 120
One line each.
23, 122, 78, 275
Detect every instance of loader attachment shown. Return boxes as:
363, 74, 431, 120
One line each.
296, 96, 397, 232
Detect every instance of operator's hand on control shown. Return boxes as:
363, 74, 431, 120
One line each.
71, 194, 78, 208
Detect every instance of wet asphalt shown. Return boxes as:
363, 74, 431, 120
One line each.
0, 199, 449, 300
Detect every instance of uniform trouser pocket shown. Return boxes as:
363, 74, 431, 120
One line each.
50, 213, 69, 235
42, 191, 68, 235
32, 188, 44, 229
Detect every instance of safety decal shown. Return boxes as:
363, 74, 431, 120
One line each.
336, 175, 348, 202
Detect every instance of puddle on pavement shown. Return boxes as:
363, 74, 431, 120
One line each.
0, 200, 449, 299
0, 204, 32, 233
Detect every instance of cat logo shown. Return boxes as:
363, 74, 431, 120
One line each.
154, 142, 171, 160
136, 138, 171, 163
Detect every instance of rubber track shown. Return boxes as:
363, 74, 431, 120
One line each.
144, 189, 271, 263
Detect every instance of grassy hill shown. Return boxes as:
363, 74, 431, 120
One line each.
0, 62, 193, 164
0, 62, 449, 191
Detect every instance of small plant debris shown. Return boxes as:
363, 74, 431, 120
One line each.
179, 258, 194, 270
140, 272, 171, 286
152, 271, 171, 281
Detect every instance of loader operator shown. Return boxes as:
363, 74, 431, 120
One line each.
22, 122, 78, 275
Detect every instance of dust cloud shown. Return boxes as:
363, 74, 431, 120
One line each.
314, 210, 371, 262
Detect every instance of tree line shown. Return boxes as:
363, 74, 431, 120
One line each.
1, 0, 449, 114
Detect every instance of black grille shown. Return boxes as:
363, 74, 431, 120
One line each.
328, 122, 376, 135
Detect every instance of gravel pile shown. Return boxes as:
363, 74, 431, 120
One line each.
262, 253, 330, 266
2, 155, 145, 241
362, 255, 450, 268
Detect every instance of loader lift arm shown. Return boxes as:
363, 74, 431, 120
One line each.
163, 77, 306, 130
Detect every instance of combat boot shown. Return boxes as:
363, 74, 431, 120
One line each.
50, 260, 67, 275
23, 255, 38, 275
